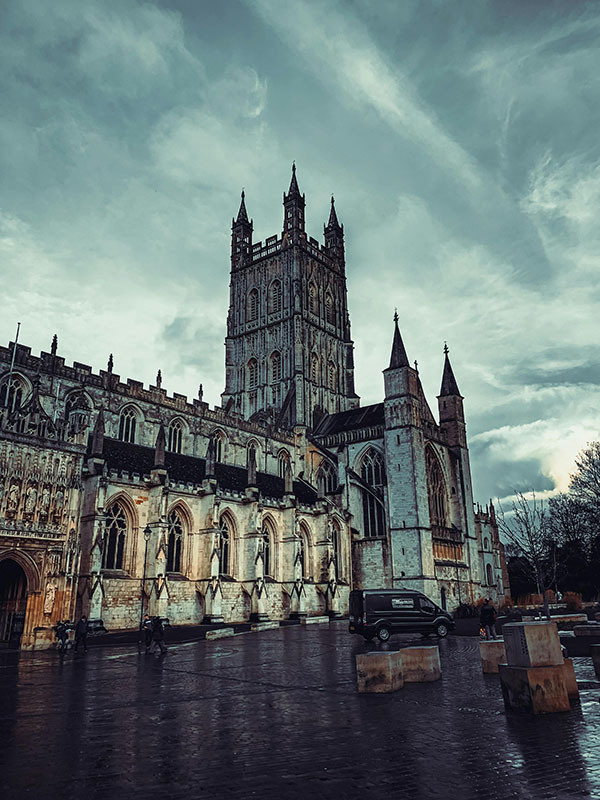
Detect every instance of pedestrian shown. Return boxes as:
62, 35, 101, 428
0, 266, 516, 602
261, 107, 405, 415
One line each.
142, 614, 153, 651
149, 616, 167, 655
480, 598, 498, 640
55, 621, 69, 651
74, 615, 89, 653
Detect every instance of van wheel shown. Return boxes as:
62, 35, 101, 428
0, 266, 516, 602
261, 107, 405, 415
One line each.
377, 626, 391, 642
435, 621, 449, 638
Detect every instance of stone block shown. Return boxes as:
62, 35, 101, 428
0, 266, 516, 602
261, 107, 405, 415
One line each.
205, 628, 234, 640
251, 621, 280, 632
550, 614, 588, 630
356, 651, 404, 693
503, 622, 563, 667
574, 623, 600, 636
562, 658, 579, 700
479, 639, 506, 673
499, 664, 570, 714
591, 644, 600, 679
301, 616, 330, 625
400, 646, 441, 682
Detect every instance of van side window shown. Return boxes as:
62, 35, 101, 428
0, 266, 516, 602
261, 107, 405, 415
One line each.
372, 594, 392, 612
419, 598, 436, 614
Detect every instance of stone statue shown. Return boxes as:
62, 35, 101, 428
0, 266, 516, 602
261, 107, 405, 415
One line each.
8, 483, 19, 512
54, 488, 64, 512
40, 486, 50, 514
43, 582, 57, 615
25, 485, 38, 514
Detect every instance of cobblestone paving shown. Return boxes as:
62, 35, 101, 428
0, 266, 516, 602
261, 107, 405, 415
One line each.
2, 623, 600, 800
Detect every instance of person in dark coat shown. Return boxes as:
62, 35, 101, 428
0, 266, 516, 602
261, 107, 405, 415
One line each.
55, 621, 69, 651
74, 615, 89, 653
142, 614, 153, 650
480, 599, 498, 640
149, 617, 167, 655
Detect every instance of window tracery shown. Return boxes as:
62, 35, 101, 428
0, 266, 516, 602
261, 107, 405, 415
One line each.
118, 407, 137, 444
426, 447, 447, 528
0, 375, 26, 414
167, 508, 184, 572
248, 288, 259, 322
103, 503, 127, 570
360, 449, 386, 538
269, 280, 282, 314
168, 420, 183, 453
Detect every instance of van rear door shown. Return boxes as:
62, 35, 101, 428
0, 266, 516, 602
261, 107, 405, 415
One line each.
349, 591, 364, 631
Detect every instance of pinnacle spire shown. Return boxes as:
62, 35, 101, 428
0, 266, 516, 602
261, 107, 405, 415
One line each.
286, 162, 301, 198
440, 343, 461, 396
326, 194, 342, 229
154, 424, 166, 468
236, 190, 249, 224
389, 311, 409, 369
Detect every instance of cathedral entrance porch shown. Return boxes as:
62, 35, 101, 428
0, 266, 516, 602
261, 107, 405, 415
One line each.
0, 558, 27, 648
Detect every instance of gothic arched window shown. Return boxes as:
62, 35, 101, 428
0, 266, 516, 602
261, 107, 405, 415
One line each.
167, 508, 184, 572
318, 460, 337, 494
309, 283, 318, 315
212, 431, 225, 463
326, 292, 334, 324
103, 503, 127, 570
248, 288, 259, 322
248, 359, 258, 390
0, 375, 26, 414
278, 450, 290, 479
168, 420, 183, 453
486, 563, 494, 586
219, 517, 231, 575
269, 280, 282, 314
65, 391, 92, 434
360, 449, 386, 538
262, 521, 274, 578
311, 353, 319, 384
271, 351, 282, 383
332, 520, 342, 579
247, 441, 258, 468
328, 361, 336, 391
426, 447, 447, 528
118, 406, 138, 444
299, 522, 311, 579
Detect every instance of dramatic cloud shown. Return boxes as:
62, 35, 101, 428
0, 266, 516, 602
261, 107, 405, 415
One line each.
1, 0, 599, 506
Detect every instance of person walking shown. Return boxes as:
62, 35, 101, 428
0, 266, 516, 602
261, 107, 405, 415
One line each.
142, 614, 153, 651
55, 621, 69, 652
74, 615, 89, 653
149, 616, 167, 655
480, 599, 498, 640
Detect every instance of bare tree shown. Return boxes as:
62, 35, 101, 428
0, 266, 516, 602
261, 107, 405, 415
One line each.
570, 441, 600, 527
497, 491, 553, 619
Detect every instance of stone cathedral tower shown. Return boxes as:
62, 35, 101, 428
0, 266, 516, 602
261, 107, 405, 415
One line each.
222, 166, 359, 428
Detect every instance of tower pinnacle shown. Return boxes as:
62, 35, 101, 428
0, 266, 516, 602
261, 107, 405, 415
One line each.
440, 344, 461, 396
389, 312, 409, 369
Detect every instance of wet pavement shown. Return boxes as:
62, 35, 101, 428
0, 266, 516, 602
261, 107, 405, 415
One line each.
2, 623, 600, 800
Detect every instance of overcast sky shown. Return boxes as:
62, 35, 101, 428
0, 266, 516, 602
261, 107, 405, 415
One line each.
2, 0, 599, 505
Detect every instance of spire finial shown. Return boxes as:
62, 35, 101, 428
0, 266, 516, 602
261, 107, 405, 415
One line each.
393, 308, 399, 325
156, 369, 162, 389
443, 341, 449, 356
107, 354, 113, 373
388, 312, 409, 369
292, 161, 296, 173
51, 334, 58, 356
414, 360, 418, 373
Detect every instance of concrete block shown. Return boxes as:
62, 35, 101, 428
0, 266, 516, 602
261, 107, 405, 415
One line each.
499, 664, 570, 714
301, 616, 329, 625
574, 623, 600, 637
251, 621, 280, 632
205, 628, 234, 640
356, 651, 404, 693
562, 658, 579, 701
591, 644, 600, 679
503, 622, 563, 667
400, 646, 441, 682
550, 614, 588, 630
479, 639, 506, 673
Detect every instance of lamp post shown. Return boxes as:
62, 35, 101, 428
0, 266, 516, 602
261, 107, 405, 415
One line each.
139, 525, 151, 641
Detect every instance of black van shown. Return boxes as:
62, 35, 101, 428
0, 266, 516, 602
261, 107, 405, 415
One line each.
349, 589, 454, 642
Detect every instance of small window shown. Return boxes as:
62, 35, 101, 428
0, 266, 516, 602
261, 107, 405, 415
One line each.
167, 509, 184, 572
0, 375, 26, 414
309, 283, 318, 315
326, 293, 334, 324
418, 597, 436, 614
278, 451, 290, 479
220, 518, 231, 575
328, 361, 336, 391
248, 289, 259, 322
103, 503, 127, 570
248, 359, 258, 390
311, 353, 319, 384
271, 351, 282, 383
269, 281, 282, 314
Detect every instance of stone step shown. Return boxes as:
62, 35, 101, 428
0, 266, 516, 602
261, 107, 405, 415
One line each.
301, 616, 330, 625
205, 628, 235, 640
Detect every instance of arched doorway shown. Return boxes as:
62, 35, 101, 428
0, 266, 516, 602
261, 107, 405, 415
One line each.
0, 560, 28, 647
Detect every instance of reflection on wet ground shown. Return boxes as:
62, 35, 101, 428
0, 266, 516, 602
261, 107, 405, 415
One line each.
1, 624, 599, 799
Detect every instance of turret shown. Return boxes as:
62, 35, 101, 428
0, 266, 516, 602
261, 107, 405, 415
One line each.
383, 312, 418, 402
437, 343, 466, 448
231, 190, 253, 269
282, 163, 305, 241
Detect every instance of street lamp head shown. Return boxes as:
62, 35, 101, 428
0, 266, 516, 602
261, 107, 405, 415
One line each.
144, 525, 151, 541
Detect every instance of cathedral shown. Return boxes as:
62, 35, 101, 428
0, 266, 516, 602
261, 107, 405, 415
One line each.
0, 166, 508, 649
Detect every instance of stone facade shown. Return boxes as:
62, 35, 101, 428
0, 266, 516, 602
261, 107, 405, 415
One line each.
0, 166, 508, 649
